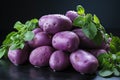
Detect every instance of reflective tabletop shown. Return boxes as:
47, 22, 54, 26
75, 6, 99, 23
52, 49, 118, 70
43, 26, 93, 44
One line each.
0, 59, 120, 80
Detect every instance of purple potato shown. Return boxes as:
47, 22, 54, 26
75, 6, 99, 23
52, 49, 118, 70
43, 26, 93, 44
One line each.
28, 32, 52, 48
70, 49, 99, 74
39, 14, 72, 34
32, 28, 43, 34
8, 44, 30, 65
89, 49, 107, 57
29, 46, 54, 67
52, 31, 80, 52
49, 50, 69, 71
65, 10, 78, 21
73, 29, 105, 49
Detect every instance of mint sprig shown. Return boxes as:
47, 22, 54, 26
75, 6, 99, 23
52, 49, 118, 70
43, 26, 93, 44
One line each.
98, 52, 120, 77
77, 5, 85, 15
0, 18, 38, 59
73, 5, 107, 45
98, 35, 120, 77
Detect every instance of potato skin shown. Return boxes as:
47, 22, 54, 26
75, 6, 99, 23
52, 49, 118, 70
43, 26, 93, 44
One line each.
32, 28, 43, 34
29, 46, 54, 67
89, 49, 107, 57
52, 31, 80, 52
28, 32, 52, 48
70, 49, 98, 74
65, 10, 78, 21
39, 14, 72, 34
8, 44, 30, 65
49, 50, 69, 71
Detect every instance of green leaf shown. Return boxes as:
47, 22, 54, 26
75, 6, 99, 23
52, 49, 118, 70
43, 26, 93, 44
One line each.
110, 36, 120, 53
113, 68, 120, 76
116, 52, 120, 62
99, 70, 113, 77
82, 22, 97, 39
0, 48, 5, 59
10, 44, 19, 50
112, 54, 116, 60
104, 33, 110, 43
14, 21, 24, 31
23, 31, 34, 41
77, 5, 85, 15
10, 41, 25, 50
92, 30, 103, 45
30, 18, 38, 23
93, 14, 100, 24
25, 18, 38, 31
73, 16, 85, 27
2, 32, 16, 45
85, 14, 92, 24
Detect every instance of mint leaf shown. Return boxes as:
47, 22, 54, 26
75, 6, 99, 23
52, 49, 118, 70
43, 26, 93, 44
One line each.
85, 14, 92, 23
99, 70, 113, 77
2, 32, 16, 45
110, 36, 120, 53
82, 22, 97, 39
92, 30, 103, 45
93, 14, 100, 24
25, 18, 38, 30
30, 18, 38, 23
24, 31, 34, 41
0, 48, 6, 59
73, 16, 85, 27
14, 21, 24, 31
113, 68, 120, 76
77, 5, 85, 15
10, 41, 24, 50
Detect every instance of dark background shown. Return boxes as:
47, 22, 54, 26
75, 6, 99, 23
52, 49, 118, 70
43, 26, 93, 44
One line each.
0, 0, 120, 44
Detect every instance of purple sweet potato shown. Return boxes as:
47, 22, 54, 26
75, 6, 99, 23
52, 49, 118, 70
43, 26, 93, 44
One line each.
49, 50, 69, 71
39, 14, 72, 34
70, 49, 99, 74
8, 44, 30, 65
65, 10, 78, 21
29, 46, 54, 67
52, 31, 80, 52
28, 32, 52, 48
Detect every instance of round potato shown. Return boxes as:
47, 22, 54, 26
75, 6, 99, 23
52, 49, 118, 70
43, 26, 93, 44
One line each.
28, 32, 52, 48
29, 46, 54, 67
65, 10, 78, 21
52, 31, 80, 52
32, 28, 43, 34
39, 14, 72, 34
49, 50, 69, 71
89, 49, 107, 57
8, 44, 30, 65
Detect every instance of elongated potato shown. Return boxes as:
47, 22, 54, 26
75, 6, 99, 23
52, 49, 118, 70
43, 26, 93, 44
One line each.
70, 49, 99, 74
52, 31, 80, 52
39, 14, 72, 34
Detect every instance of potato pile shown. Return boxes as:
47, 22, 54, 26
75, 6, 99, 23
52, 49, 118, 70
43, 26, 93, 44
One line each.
8, 11, 109, 74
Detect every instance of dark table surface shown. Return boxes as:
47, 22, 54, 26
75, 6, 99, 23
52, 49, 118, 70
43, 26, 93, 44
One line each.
0, 58, 120, 80
0, 29, 120, 80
